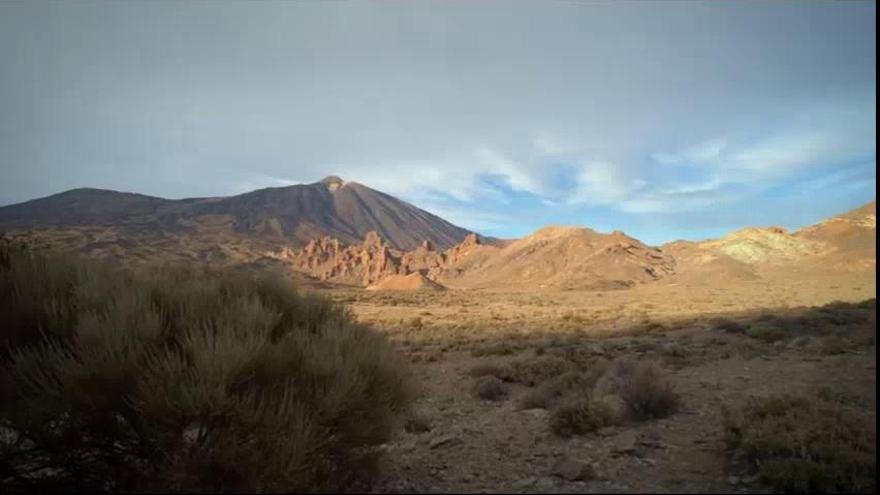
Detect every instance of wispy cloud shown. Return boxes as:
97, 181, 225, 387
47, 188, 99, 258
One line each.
651, 139, 728, 166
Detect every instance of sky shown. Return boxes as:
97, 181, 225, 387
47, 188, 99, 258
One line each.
0, 0, 875, 244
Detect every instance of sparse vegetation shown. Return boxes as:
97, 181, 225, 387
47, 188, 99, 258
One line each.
724, 394, 876, 493
519, 371, 592, 410
504, 356, 571, 386
549, 397, 618, 437
746, 321, 790, 342
597, 359, 679, 420
738, 299, 877, 347
472, 376, 510, 401
0, 243, 413, 492
711, 317, 747, 334
470, 342, 518, 357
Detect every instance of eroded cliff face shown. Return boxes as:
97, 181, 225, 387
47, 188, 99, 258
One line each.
267, 231, 401, 286
265, 230, 498, 288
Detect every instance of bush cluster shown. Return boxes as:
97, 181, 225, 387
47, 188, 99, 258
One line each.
0, 242, 412, 492
724, 394, 875, 493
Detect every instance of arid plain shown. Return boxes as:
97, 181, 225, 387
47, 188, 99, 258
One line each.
337, 268, 875, 492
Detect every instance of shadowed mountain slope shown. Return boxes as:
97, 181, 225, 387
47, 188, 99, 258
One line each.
0, 176, 473, 251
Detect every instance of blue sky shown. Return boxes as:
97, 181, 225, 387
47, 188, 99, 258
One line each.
0, 1, 875, 244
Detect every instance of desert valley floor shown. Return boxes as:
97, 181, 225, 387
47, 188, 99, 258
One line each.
325, 270, 877, 493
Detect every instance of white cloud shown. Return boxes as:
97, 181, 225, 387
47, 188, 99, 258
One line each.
619, 184, 730, 214
567, 161, 646, 205
651, 104, 874, 182
639, 118, 875, 212
475, 147, 548, 196
724, 132, 850, 177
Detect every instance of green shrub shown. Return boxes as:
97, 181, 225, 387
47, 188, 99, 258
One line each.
724, 395, 875, 493
0, 243, 413, 492
549, 397, 617, 437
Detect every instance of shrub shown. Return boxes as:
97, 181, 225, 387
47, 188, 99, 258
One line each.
518, 354, 611, 410
711, 318, 747, 334
746, 321, 790, 343
519, 371, 589, 410
472, 376, 510, 401
724, 394, 875, 493
549, 397, 617, 437
505, 356, 571, 386
0, 243, 413, 492
597, 359, 679, 420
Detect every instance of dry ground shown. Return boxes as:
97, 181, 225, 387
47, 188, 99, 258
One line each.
328, 270, 874, 346
319, 271, 876, 493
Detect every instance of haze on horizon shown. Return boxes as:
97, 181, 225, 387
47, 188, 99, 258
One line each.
0, 0, 875, 245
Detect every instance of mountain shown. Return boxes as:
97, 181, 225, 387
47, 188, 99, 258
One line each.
446, 226, 676, 290
662, 200, 876, 282
795, 200, 876, 271
0, 176, 473, 251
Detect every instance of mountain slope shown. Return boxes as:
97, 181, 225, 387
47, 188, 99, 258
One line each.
662, 200, 876, 281
0, 188, 175, 227
0, 176, 473, 251
447, 226, 676, 290
795, 200, 876, 271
